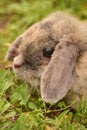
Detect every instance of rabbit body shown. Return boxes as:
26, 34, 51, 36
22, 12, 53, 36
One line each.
7, 11, 87, 106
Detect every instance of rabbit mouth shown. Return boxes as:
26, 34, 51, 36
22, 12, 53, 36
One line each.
13, 66, 40, 86
13, 62, 46, 87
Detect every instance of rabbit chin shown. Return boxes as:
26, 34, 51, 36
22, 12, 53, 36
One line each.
13, 65, 45, 87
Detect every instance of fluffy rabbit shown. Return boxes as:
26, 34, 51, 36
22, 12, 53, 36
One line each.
6, 11, 87, 106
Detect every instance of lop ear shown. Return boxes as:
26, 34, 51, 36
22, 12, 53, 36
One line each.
41, 40, 79, 103
6, 36, 23, 61
6, 23, 40, 61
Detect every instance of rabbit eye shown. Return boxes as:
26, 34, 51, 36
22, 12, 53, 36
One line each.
43, 47, 54, 58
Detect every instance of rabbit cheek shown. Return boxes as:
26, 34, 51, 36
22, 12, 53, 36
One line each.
13, 66, 40, 87
12, 54, 41, 86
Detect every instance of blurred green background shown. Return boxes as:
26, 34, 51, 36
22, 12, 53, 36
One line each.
0, 0, 87, 67
0, 1, 87, 130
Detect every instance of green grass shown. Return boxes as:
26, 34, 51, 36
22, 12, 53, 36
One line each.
0, 0, 87, 129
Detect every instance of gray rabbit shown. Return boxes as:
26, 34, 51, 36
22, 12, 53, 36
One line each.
6, 11, 87, 106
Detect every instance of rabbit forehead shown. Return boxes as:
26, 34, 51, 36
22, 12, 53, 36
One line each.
21, 33, 57, 69
20, 22, 58, 55
20, 20, 58, 48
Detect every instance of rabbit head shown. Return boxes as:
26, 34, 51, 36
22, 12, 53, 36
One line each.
6, 12, 87, 104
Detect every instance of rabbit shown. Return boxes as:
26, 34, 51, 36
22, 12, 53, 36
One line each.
6, 11, 87, 106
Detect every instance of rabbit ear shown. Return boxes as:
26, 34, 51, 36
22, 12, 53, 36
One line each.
6, 36, 23, 61
41, 41, 79, 103
6, 23, 38, 61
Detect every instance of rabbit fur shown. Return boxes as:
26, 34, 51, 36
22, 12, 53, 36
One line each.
6, 11, 87, 106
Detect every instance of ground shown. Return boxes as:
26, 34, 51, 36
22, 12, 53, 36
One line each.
0, 0, 87, 130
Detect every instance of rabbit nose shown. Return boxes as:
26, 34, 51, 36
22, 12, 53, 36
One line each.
13, 54, 23, 69
14, 64, 21, 69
